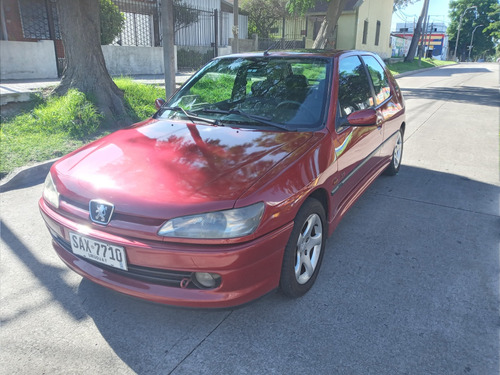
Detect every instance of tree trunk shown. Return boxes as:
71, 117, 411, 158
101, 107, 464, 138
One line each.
404, 0, 429, 62
312, 0, 347, 49
161, 0, 176, 99
54, 0, 132, 126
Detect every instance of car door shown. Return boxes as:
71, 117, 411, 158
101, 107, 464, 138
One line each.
331, 54, 383, 216
360, 54, 404, 163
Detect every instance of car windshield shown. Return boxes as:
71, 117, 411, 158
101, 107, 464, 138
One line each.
160, 56, 331, 131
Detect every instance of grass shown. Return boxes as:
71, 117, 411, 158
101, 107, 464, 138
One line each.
387, 58, 455, 76
0, 79, 164, 178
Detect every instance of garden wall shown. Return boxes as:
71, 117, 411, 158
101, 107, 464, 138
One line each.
0, 40, 58, 80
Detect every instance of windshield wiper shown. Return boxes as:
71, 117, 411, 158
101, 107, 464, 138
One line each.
163, 106, 222, 126
198, 108, 291, 131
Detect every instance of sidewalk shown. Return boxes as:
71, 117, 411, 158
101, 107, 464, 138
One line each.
0, 72, 194, 106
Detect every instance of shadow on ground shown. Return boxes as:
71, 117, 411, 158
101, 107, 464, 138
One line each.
401, 85, 500, 108
63, 166, 500, 374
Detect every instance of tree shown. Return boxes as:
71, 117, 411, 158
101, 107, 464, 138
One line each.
393, 0, 418, 12
448, 0, 499, 61
55, 0, 132, 126
484, 2, 500, 56
99, 0, 125, 45
241, 0, 289, 38
404, 0, 429, 62
288, 0, 348, 49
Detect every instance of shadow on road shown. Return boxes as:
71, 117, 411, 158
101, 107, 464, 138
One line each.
402, 85, 500, 108
0, 222, 87, 323
412, 66, 493, 77
60, 166, 500, 374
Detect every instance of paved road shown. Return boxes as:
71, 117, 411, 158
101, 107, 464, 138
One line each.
1, 63, 499, 375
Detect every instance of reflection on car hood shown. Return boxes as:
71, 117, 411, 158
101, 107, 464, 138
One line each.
54, 119, 314, 218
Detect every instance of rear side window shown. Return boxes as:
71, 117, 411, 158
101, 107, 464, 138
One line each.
337, 56, 373, 118
362, 55, 391, 105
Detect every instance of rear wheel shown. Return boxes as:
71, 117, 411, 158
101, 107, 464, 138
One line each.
280, 198, 326, 298
384, 129, 403, 176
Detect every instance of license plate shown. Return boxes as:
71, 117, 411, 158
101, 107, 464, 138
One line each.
69, 232, 128, 271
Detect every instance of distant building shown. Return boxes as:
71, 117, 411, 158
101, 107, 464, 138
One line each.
392, 21, 449, 60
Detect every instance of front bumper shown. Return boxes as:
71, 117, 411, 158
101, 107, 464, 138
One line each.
39, 198, 293, 308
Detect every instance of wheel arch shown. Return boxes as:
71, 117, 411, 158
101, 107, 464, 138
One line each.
307, 188, 330, 224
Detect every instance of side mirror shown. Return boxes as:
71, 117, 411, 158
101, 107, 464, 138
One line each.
155, 98, 165, 111
346, 108, 377, 127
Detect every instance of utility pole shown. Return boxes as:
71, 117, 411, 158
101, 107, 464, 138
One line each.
404, 0, 429, 62
453, 5, 477, 61
418, 1, 430, 65
161, 0, 176, 99
468, 24, 484, 61
233, 0, 239, 53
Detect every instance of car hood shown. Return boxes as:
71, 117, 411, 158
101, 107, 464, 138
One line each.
54, 119, 314, 218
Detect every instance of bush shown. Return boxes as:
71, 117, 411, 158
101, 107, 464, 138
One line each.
100, 0, 125, 45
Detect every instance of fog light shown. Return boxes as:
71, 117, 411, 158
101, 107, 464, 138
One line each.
193, 272, 221, 289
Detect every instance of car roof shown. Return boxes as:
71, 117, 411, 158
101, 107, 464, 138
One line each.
215, 50, 376, 60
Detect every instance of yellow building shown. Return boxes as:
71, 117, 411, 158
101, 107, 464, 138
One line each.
270, 0, 394, 59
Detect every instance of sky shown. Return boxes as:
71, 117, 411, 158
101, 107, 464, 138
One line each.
392, 0, 451, 30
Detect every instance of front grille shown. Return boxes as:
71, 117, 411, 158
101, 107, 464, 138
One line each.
53, 235, 196, 289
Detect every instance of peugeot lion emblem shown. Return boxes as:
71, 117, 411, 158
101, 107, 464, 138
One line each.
89, 200, 115, 225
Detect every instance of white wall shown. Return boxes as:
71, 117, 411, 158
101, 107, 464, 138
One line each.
0, 40, 58, 80
101, 45, 177, 75
0, 42, 178, 80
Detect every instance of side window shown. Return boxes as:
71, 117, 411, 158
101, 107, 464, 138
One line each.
362, 56, 391, 105
338, 56, 373, 118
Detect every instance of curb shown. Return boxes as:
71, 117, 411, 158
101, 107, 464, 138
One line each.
0, 159, 58, 193
394, 62, 459, 79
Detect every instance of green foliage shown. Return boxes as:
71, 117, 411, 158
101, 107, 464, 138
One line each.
0, 80, 164, 177
2, 90, 101, 138
115, 77, 165, 121
484, 2, 500, 48
241, 0, 289, 38
448, 0, 499, 60
100, 0, 125, 45
287, 0, 321, 15
393, 0, 418, 12
190, 74, 235, 103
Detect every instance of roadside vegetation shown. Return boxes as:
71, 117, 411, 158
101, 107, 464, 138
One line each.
0, 78, 164, 178
387, 58, 455, 76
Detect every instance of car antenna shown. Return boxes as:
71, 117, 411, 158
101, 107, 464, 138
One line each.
264, 41, 279, 56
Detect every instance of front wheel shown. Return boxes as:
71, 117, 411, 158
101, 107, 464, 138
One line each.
384, 129, 403, 176
280, 198, 326, 298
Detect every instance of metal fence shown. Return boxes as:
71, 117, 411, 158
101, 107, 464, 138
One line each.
257, 38, 306, 51
112, 0, 160, 46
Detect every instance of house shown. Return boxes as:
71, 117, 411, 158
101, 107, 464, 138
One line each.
269, 0, 394, 59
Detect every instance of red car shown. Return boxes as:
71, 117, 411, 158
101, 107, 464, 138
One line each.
39, 50, 405, 308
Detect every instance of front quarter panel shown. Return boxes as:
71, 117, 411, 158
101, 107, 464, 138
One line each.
236, 129, 337, 237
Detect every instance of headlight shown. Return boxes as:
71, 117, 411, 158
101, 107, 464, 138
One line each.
158, 202, 265, 239
43, 172, 60, 209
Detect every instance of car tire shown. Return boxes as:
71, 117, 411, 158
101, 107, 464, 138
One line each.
384, 129, 403, 176
280, 197, 326, 298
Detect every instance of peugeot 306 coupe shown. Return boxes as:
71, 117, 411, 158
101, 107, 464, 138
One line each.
39, 50, 406, 308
